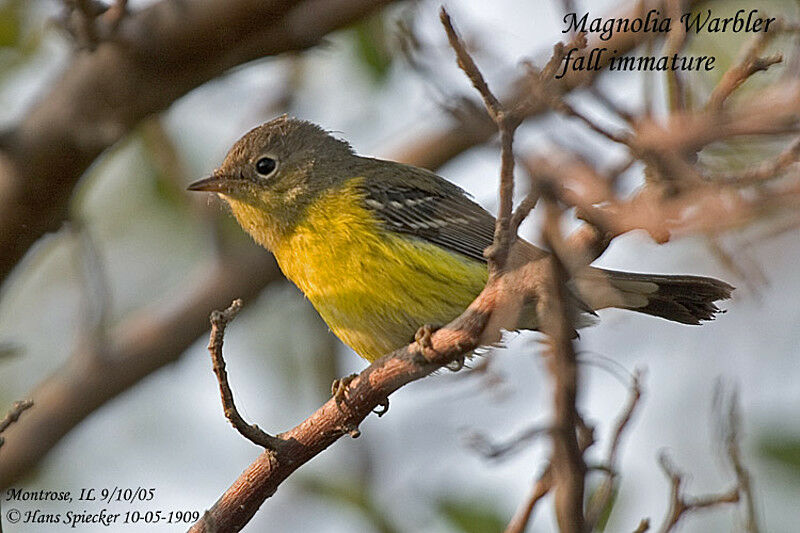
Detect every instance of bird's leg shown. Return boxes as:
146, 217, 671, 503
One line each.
331, 373, 358, 403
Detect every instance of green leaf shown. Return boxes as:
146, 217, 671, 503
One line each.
759, 435, 800, 475
588, 484, 618, 532
137, 119, 191, 210
352, 14, 393, 83
0, 0, 21, 48
0, 342, 21, 359
438, 497, 506, 533
301, 477, 401, 533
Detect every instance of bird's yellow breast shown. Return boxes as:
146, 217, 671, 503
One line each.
269, 179, 488, 361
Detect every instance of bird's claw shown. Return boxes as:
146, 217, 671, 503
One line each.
414, 324, 438, 349
331, 373, 358, 403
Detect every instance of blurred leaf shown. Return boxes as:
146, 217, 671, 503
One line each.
0, 0, 21, 48
759, 435, 800, 475
138, 119, 191, 210
352, 14, 393, 82
587, 484, 618, 532
438, 497, 506, 533
0, 342, 21, 359
301, 476, 401, 533
0, 0, 45, 86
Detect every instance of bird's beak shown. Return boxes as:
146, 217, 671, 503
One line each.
187, 174, 235, 193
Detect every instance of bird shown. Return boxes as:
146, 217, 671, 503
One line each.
188, 116, 733, 363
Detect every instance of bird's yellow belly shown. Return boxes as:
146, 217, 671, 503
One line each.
272, 183, 488, 361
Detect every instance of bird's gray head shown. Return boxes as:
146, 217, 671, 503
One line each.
187, 116, 357, 249
188, 115, 354, 201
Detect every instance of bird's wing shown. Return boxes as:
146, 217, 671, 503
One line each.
355, 160, 600, 322
358, 170, 496, 263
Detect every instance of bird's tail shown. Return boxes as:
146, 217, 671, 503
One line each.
575, 268, 734, 325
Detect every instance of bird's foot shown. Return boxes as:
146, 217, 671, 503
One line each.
331, 373, 358, 404
414, 324, 438, 349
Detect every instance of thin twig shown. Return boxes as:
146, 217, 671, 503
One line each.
710, 137, 800, 185
588, 86, 635, 124
708, 29, 783, 111
207, 299, 283, 450
551, 97, 631, 145
662, 0, 688, 112
585, 369, 645, 528
509, 187, 540, 236
655, 385, 761, 533
440, 7, 519, 273
709, 53, 783, 111
464, 424, 547, 460
504, 465, 553, 533
717, 386, 760, 532
439, 8, 503, 122
504, 411, 595, 533
0, 401, 33, 449
539, 198, 586, 533
657, 451, 740, 533
104, 0, 128, 34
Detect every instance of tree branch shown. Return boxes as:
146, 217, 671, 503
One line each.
657, 452, 740, 533
189, 283, 498, 532
189, 9, 543, 529
585, 369, 645, 529
439, 7, 519, 272
653, 386, 760, 533
0, 400, 33, 449
0, 247, 282, 487
503, 420, 594, 533
207, 299, 282, 450
718, 385, 760, 533
539, 199, 586, 533
0, 0, 398, 286
390, 0, 705, 171
504, 466, 553, 533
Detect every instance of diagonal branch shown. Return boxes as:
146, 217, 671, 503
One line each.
190, 9, 540, 530
0, 400, 33, 449
390, 0, 704, 170
189, 284, 498, 532
0, 0, 399, 286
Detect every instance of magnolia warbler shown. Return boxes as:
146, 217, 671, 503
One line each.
188, 116, 733, 362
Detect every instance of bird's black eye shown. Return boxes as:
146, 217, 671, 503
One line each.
255, 157, 277, 176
